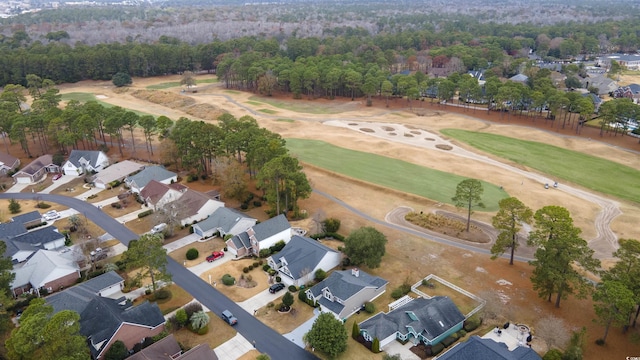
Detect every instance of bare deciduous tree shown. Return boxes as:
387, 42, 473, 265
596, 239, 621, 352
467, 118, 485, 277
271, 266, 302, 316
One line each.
535, 316, 570, 350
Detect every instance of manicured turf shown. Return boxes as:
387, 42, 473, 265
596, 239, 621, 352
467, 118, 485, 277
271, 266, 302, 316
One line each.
61, 92, 154, 117
146, 78, 218, 89
276, 118, 295, 123
286, 138, 508, 211
258, 108, 277, 114
249, 96, 347, 114
441, 129, 640, 203
245, 101, 263, 106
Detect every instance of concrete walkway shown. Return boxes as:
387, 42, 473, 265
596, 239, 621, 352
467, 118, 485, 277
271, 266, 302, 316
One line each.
214, 333, 255, 360
283, 308, 320, 348
385, 340, 421, 360
75, 186, 104, 200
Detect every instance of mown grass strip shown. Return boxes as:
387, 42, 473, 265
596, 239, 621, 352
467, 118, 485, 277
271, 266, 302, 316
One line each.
286, 138, 508, 211
441, 129, 640, 203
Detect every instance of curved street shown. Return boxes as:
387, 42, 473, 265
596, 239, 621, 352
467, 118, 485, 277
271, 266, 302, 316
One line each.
0, 193, 318, 360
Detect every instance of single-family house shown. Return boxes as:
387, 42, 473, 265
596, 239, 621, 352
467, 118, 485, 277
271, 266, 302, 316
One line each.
508, 74, 529, 84
127, 333, 218, 360
12, 154, 60, 184
435, 335, 541, 360
125, 165, 177, 193
11, 249, 80, 297
192, 207, 257, 239
11, 210, 44, 228
91, 160, 145, 189
1, 226, 66, 262
584, 75, 618, 96
0, 152, 19, 175
306, 268, 388, 320
598, 53, 640, 71
268, 235, 341, 286
163, 189, 225, 226
359, 296, 465, 349
47, 271, 165, 360
226, 214, 291, 257
582, 93, 603, 112
62, 150, 109, 175
139, 180, 185, 210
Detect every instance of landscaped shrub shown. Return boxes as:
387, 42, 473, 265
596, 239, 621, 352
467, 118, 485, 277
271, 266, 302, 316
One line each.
196, 325, 209, 335
175, 308, 188, 326
595, 338, 605, 346
248, 265, 254, 271
186, 248, 199, 260
315, 269, 327, 281
262, 264, 271, 271
258, 259, 263, 265
269, 240, 286, 253
323, 218, 341, 233
364, 302, 375, 314
138, 209, 154, 218
26, 222, 47, 230
186, 174, 198, 182
253, 200, 262, 207
243, 267, 249, 273
542, 349, 564, 360
298, 290, 308, 301
252, 261, 259, 267
183, 303, 203, 319
372, 338, 380, 353
111, 202, 122, 209
463, 316, 482, 332
268, 269, 277, 276
431, 343, 445, 355
222, 274, 235, 286
457, 329, 467, 338
391, 288, 404, 299
275, 276, 282, 283
288, 285, 297, 292
36, 202, 51, 209
153, 289, 171, 300
259, 249, 272, 258
240, 203, 248, 210
442, 336, 457, 347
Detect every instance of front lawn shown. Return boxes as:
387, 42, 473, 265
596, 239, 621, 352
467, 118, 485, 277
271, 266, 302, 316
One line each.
172, 311, 236, 349
441, 129, 640, 203
286, 139, 508, 211
256, 296, 316, 334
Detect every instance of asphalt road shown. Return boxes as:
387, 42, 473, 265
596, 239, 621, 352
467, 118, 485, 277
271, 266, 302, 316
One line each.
0, 193, 317, 360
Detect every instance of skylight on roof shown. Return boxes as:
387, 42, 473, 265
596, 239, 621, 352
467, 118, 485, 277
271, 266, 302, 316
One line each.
406, 311, 418, 321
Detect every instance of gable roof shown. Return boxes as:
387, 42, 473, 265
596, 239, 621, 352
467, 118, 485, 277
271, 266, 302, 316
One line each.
12, 249, 79, 289
47, 271, 124, 315
271, 235, 338, 280
127, 334, 218, 360
252, 214, 290, 241
166, 189, 220, 218
93, 160, 145, 185
10, 226, 64, 247
194, 207, 256, 234
81, 297, 165, 357
66, 150, 105, 168
508, 74, 529, 83
310, 269, 388, 300
0, 152, 19, 168
140, 180, 174, 204
11, 210, 43, 225
47, 271, 163, 359
14, 154, 54, 176
436, 336, 541, 360
126, 166, 176, 189
359, 297, 465, 342
0, 222, 28, 240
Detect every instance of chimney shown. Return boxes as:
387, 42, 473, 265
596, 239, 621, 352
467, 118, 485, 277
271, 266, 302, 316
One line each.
352, 268, 359, 277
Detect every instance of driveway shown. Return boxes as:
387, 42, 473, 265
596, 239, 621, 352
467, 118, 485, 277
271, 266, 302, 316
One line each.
384, 340, 420, 360
237, 288, 286, 314
40, 174, 78, 194
214, 333, 255, 360
5, 182, 30, 193
283, 308, 320, 348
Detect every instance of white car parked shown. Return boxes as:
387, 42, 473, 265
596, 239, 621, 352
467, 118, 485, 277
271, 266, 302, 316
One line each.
43, 210, 60, 221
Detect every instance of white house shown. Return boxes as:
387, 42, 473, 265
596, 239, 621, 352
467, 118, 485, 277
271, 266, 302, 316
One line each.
192, 207, 257, 239
139, 180, 185, 211
226, 214, 291, 257
268, 235, 341, 287
0, 152, 20, 175
1, 226, 67, 263
11, 249, 81, 297
62, 150, 109, 175
124, 165, 177, 193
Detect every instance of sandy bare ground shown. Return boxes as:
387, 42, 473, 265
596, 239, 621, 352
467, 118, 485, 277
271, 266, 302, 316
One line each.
58, 76, 640, 261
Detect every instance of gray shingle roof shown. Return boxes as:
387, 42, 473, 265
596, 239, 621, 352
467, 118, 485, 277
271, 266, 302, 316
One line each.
194, 207, 255, 234
66, 150, 104, 168
0, 222, 27, 240
11, 210, 42, 225
310, 269, 387, 300
359, 297, 465, 342
252, 214, 290, 241
10, 226, 64, 246
126, 166, 176, 189
47, 271, 162, 359
14, 154, 53, 176
271, 235, 338, 281
436, 336, 541, 360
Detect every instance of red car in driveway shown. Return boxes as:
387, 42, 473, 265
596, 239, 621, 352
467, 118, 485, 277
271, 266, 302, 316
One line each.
206, 251, 225, 262
52, 173, 62, 181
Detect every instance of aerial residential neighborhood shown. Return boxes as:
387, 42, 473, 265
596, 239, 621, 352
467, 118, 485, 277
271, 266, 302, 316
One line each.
1, 0, 640, 360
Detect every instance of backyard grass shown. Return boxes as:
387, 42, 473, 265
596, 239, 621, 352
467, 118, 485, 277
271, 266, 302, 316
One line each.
286, 139, 508, 211
416, 282, 481, 315
172, 311, 236, 350
258, 108, 277, 114
441, 129, 640, 203
249, 96, 349, 114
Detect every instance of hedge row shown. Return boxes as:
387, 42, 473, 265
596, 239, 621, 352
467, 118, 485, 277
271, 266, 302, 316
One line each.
138, 209, 154, 218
